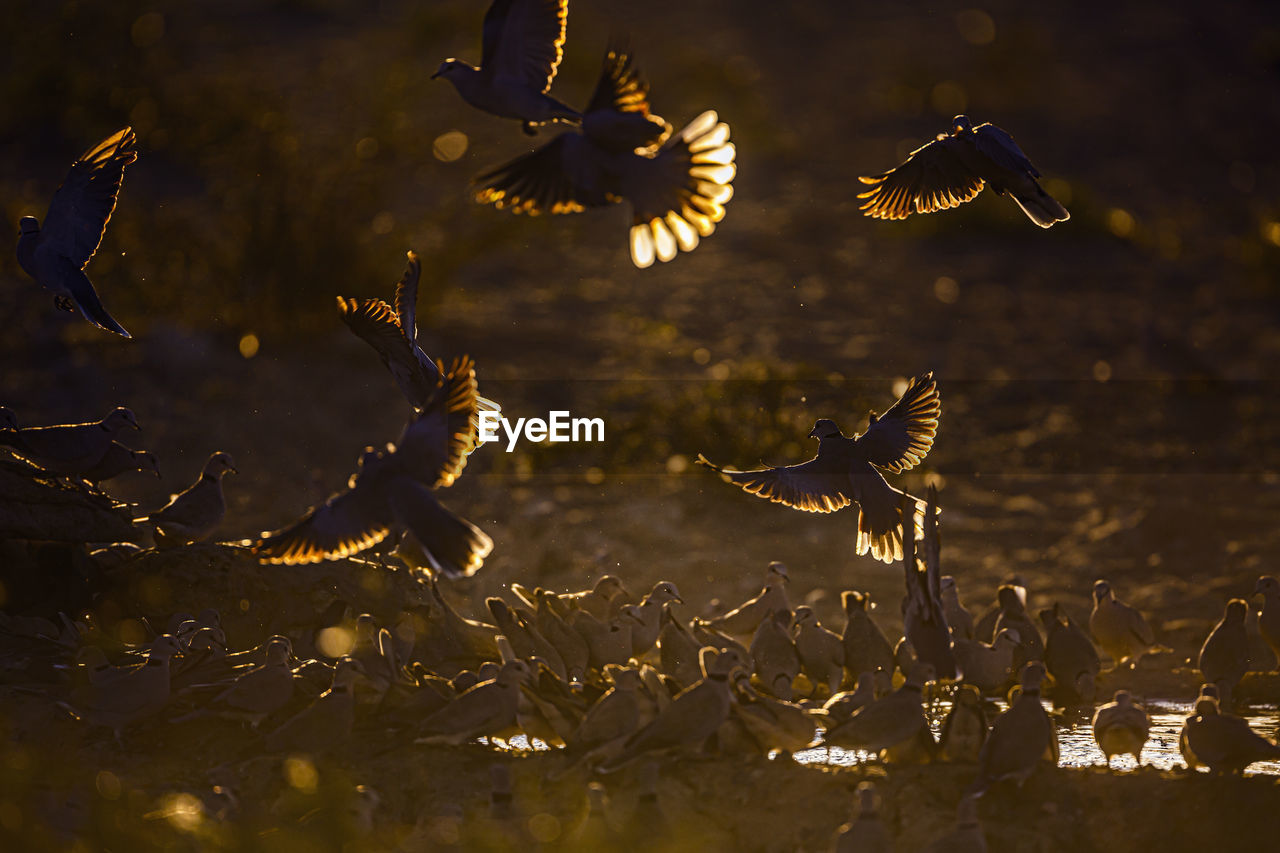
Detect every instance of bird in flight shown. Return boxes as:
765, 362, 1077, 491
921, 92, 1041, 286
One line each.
858, 116, 1069, 228
698, 373, 940, 564
473, 44, 736, 268
433, 0, 579, 135
16, 127, 138, 337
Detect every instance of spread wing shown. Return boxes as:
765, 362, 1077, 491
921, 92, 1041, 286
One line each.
587, 46, 655, 119
394, 250, 423, 352
481, 0, 568, 94
697, 453, 852, 514
397, 356, 480, 488
972, 123, 1039, 178
474, 134, 613, 214
336, 295, 438, 410
41, 128, 138, 268
857, 135, 984, 220
582, 45, 670, 154
854, 372, 940, 473
253, 465, 391, 565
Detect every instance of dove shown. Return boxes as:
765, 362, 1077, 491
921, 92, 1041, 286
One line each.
253, 358, 492, 577
81, 441, 159, 484
1092, 690, 1150, 769
858, 115, 1069, 228
598, 647, 747, 771
657, 602, 704, 689
969, 662, 1057, 794
841, 591, 896, 682
1181, 695, 1280, 774
823, 663, 934, 759
553, 664, 646, 776
1089, 579, 1154, 667
703, 561, 790, 639
690, 618, 753, 667
902, 489, 957, 679
1253, 576, 1280, 666
953, 628, 1019, 695
433, 0, 577, 134
474, 45, 736, 269
572, 607, 635, 673
973, 577, 1027, 642
135, 451, 236, 546
337, 250, 500, 430
1179, 685, 1220, 770
409, 576, 501, 673
940, 576, 975, 641
1199, 599, 1250, 707
16, 127, 138, 336
992, 585, 1043, 673
922, 796, 987, 853
414, 660, 531, 745
820, 672, 877, 727
487, 597, 567, 681
264, 657, 362, 753
1040, 604, 1101, 706
626, 581, 684, 657
173, 637, 295, 727
729, 670, 818, 755
940, 684, 989, 763
62, 633, 183, 738
699, 373, 940, 563
514, 574, 633, 622
793, 606, 846, 696
529, 589, 590, 687
831, 781, 891, 853
0, 407, 139, 475
749, 609, 801, 701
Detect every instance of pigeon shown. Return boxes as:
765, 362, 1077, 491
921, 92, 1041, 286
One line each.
940, 576, 975, 641
173, 636, 295, 727
337, 250, 500, 429
474, 45, 736, 269
902, 488, 956, 678
433, 0, 578, 135
1198, 599, 1250, 707
514, 574, 633, 622
793, 605, 846, 696
528, 589, 590, 687
969, 662, 1057, 794
657, 603, 704, 689
973, 576, 1027, 642
1040, 603, 1101, 706
1181, 695, 1280, 774
16, 127, 138, 336
922, 796, 987, 853
831, 781, 891, 853
728, 669, 817, 755
553, 664, 647, 776
698, 373, 940, 563
823, 663, 934, 759
703, 561, 790, 639
749, 608, 800, 701
1089, 579, 1154, 667
264, 657, 362, 753
62, 634, 183, 738
253, 358, 492, 577
135, 452, 236, 546
840, 591, 895, 681
953, 628, 1019, 695
858, 115, 1069, 228
1091, 690, 1150, 769
820, 673, 877, 727
414, 660, 531, 746
487, 597, 567, 681
939, 683, 989, 763
627, 581, 684, 657
0, 407, 139, 475
992, 585, 1044, 674
81, 441, 159, 484
1253, 576, 1280, 666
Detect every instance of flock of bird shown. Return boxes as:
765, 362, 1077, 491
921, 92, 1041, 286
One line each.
1, 0, 1268, 849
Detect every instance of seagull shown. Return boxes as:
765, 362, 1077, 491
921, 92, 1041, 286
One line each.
135, 452, 237, 546
17, 127, 138, 337
337, 250, 500, 433
858, 116, 1069, 228
474, 45, 737, 269
697, 373, 940, 563
433, 0, 578, 134
252, 357, 493, 577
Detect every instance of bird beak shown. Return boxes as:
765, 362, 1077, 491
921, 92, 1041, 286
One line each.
807, 427, 819, 438
430, 70, 441, 80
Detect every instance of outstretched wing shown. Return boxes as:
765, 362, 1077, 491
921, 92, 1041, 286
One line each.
337, 295, 438, 410
41, 128, 138, 268
854, 372, 940, 473
394, 250, 422, 351
587, 45, 655, 118
482, 0, 569, 94
253, 473, 391, 565
697, 453, 852, 514
397, 356, 480, 488
474, 134, 613, 215
857, 135, 984, 220
582, 45, 670, 154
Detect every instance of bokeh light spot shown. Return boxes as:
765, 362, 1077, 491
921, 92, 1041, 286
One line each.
96, 770, 122, 800
692, 347, 711, 365
316, 626, 355, 657
1262, 221, 1280, 247
934, 276, 959, 304
284, 756, 319, 793
956, 10, 996, 45
432, 131, 469, 162
157, 793, 204, 833
931, 81, 968, 116
666, 454, 689, 474
1093, 360, 1112, 382
371, 211, 395, 234
356, 137, 379, 160
239, 333, 260, 359
1107, 208, 1135, 238
584, 467, 606, 485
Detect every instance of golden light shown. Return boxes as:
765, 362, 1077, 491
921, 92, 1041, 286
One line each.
1093, 360, 1112, 382
584, 467, 605, 485
956, 10, 996, 45
1262, 221, 1280, 247
238, 333, 259, 359
692, 347, 711, 365
934, 276, 959, 304
315, 625, 355, 657
1106, 208, 1135, 238
284, 756, 319, 793
433, 130, 469, 162
150, 793, 204, 833
355, 137, 379, 160
666, 454, 689, 474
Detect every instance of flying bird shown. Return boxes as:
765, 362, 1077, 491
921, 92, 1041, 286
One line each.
17, 127, 138, 336
697, 373, 940, 563
252, 357, 493, 577
474, 45, 737, 269
858, 116, 1069, 228
433, 0, 578, 134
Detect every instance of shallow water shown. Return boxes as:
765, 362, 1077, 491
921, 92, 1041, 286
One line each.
792, 699, 1280, 776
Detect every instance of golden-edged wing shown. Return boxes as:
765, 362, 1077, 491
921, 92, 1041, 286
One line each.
41, 127, 138, 268
336, 295, 437, 411
474, 134, 612, 215
397, 356, 480, 489
854, 372, 940, 473
697, 453, 852, 514
857, 135, 984, 220
481, 0, 568, 94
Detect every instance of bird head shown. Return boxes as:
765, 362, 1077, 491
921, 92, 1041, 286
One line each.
1018, 661, 1047, 690
135, 450, 161, 478
1113, 689, 1133, 707
793, 605, 814, 626
997, 584, 1023, 611
646, 581, 683, 606
18, 216, 39, 236
204, 451, 238, 478
1092, 579, 1112, 602
807, 419, 842, 440
1254, 576, 1280, 598
766, 561, 790, 584
432, 59, 467, 81
1224, 598, 1248, 622
951, 115, 974, 135
105, 407, 140, 432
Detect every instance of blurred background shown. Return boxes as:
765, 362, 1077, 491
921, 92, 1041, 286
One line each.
3, 0, 1280, 647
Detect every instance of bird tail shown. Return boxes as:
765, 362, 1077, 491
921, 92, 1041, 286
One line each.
1010, 183, 1069, 228
69, 269, 132, 337
626, 111, 736, 269
388, 481, 492, 579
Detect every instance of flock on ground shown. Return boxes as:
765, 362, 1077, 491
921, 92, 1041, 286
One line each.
1, 0, 1270, 849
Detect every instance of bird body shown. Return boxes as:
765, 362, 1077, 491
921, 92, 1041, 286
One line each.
704, 561, 790, 639
941, 576, 975, 641
1181, 696, 1280, 773
1041, 604, 1100, 706
64, 634, 182, 737
841, 591, 895, 682
1, 407, 139, 474
17, 128, 137, 336
699, 373, 940, 563
970, 663, 1057, 794
940, 684, 989, 763
1089, 580, 1154, 666
1199, 599, 1250, 707
414, 660, 530, 745
1092, 690, 1150, 767
175, 637, 295, 727
794, 606, 846, 696
264, 658, 361, 753
831, 782, 891, 853
136, 452, 236, 545
1253, 576, 1280, 666
992, 586, 1043, 673
902, 490, 957, 679
749, 608, 800, 700
823, 664, 932, 756
81, 441, 159, 484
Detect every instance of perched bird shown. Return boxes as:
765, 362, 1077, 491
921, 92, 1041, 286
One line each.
572, 608, 635, 673
513, 574, 633, 621
62, 634, 183, 738
529, 589, 590, 687
1198, 599, 1250, 707
793, 606, 846, 696
922, 796, 987, 853
337, 250, 499, 427
1089, 579, 1154, 667
1179, 684, 1220, 770
992, 585, 1043, 674
939, 684, 989, 763
135, 452, 236, 546
253, 358, 492, 577
1181, 695, 1280, 774
415, 660, 531, 745
16, 127, 138, 336
0, 407, 139, 476
901, 489, 956, 679
627, 581, 684, 657
264, 657, 363, 753
173, 637, 295, 728
858, 115, 1069, 228
474, 45, 736, 269
969, 662, 1057, 794
940, 575, 975, 641
81, 441, 159, 484
749, 608, 800, 701
554, 664, 647, 776
831, 781, 891, 853
1040, 604, 1101, 706
699, 373, 940, 563
729, 670, 817, 755
973, 577, 1027, 642
433, 0, 577, 135
703, 561, 790, 639
1253, 576, 1280, 666
1091, 690, 1150, 769
823, 663, 934, 759
657, 602, 704, 689
820, 672, 877, 727
841, 591, 895, 682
